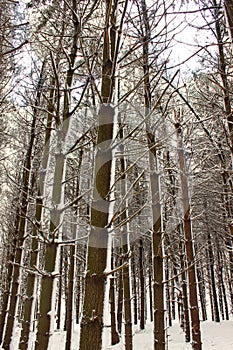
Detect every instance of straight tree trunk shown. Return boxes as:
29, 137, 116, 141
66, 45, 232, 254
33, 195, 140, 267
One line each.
65, 150, 83, 350
165, 261, 172, 327
35, 2, 80, 348
148, 260, 153, 323
175, 123, 202, 350
131, 248, 138, 325
3, 62, 45, 350
0, 209, 19, 344
217, 251, 229, 320
214, 0, 233, 148
171, 276, 176, 321
65, 246, 76, 350
206, 248, 215, 321
3, 127, 34, 350
179, 238, 191, 342
57, 246, 64, 331
122, 238, 133, 350
205, 207, 220, 323
196, 265, 207, 322
109, 249, 120, 345
141, 0, 165, 345
19, 69, 54, 350
118, 115, 133, 350
117, 254, 123, 334
139, 239, 145, 330
64, 245, 69, 331
79, 1, 120, 348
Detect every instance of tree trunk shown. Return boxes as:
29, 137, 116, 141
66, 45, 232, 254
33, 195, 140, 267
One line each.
79, 1, 119, 348
0, 206, 19, 344
205, 218, 220, 323
65, 244, 76, 350
117, 254, 123, 334
118, 115, 133, 350
3, 62, 45, 349
109, 248, 119, 346
165, 261, 172, 327
214, 0, 233, 156
196, 265, 207, 322
217, 251, 229, 320
65, 151, 83, 350
179, 238, 191, 342
139, 239, 145, 330
20, 67, 54, 350
148, 260, 153, 323
141, 0, 165, 346
175, 123, 202, 350
131, 248, 138, 325
35, 2, 80, 348
57, 246, 63, 331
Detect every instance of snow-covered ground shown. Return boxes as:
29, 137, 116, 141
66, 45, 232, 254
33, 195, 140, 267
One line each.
101, 320, 233, 350
5, 319, 233, 349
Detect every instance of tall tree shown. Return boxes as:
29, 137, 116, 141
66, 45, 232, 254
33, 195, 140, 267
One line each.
79, 0, 125, 348
175, 120, 202, 350
34, 1, 84, 348
140, 0, 165, 347
2, 62, 45, 350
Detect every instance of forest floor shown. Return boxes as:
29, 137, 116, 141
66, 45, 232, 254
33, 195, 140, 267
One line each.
6, 318, 233, 349
103, 319, 233, 350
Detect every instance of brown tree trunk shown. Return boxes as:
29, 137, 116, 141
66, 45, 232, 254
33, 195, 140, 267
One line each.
196, 265, 207, 322
217, 251, 229, 320
109, 248, 120, 345
65, 151, 83, 350
175, 123, 202, 350
214, 0, 233, 148
79, 1, 120, 348
139, 238, 145, 330
118, 118, 133, 350
57, 246, 64, 331
148, 259, 153, 323
3, 62, 45, 349
117, 254, 123, 334
35, 2, 81, 348
131, 248, 138, 325
205, 209, 220, 323
165, 261, 172, 327
140, 0, 165, 346
179, 238, 191, 342
20, 70, 54, 350
0, 207, 19, 344
65, 244, 76, 350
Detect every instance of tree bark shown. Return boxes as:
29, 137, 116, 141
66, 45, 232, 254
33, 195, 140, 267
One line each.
109, 249, 120, 346
175, 123, 202, 350
131, 248, 138, 325
35, 2, 80, 348
140, 0, 165, 347
65, 151, 83, 350
118, 115, 133, 350
3, 61, 45, 350
205, 205, 220, 323
0, 211, 19, 344
19, 66, 54, 350
179, 238, 191, 342
117, 254, 123, 334
139, 239, 145, 330
79, 1, 119, 348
